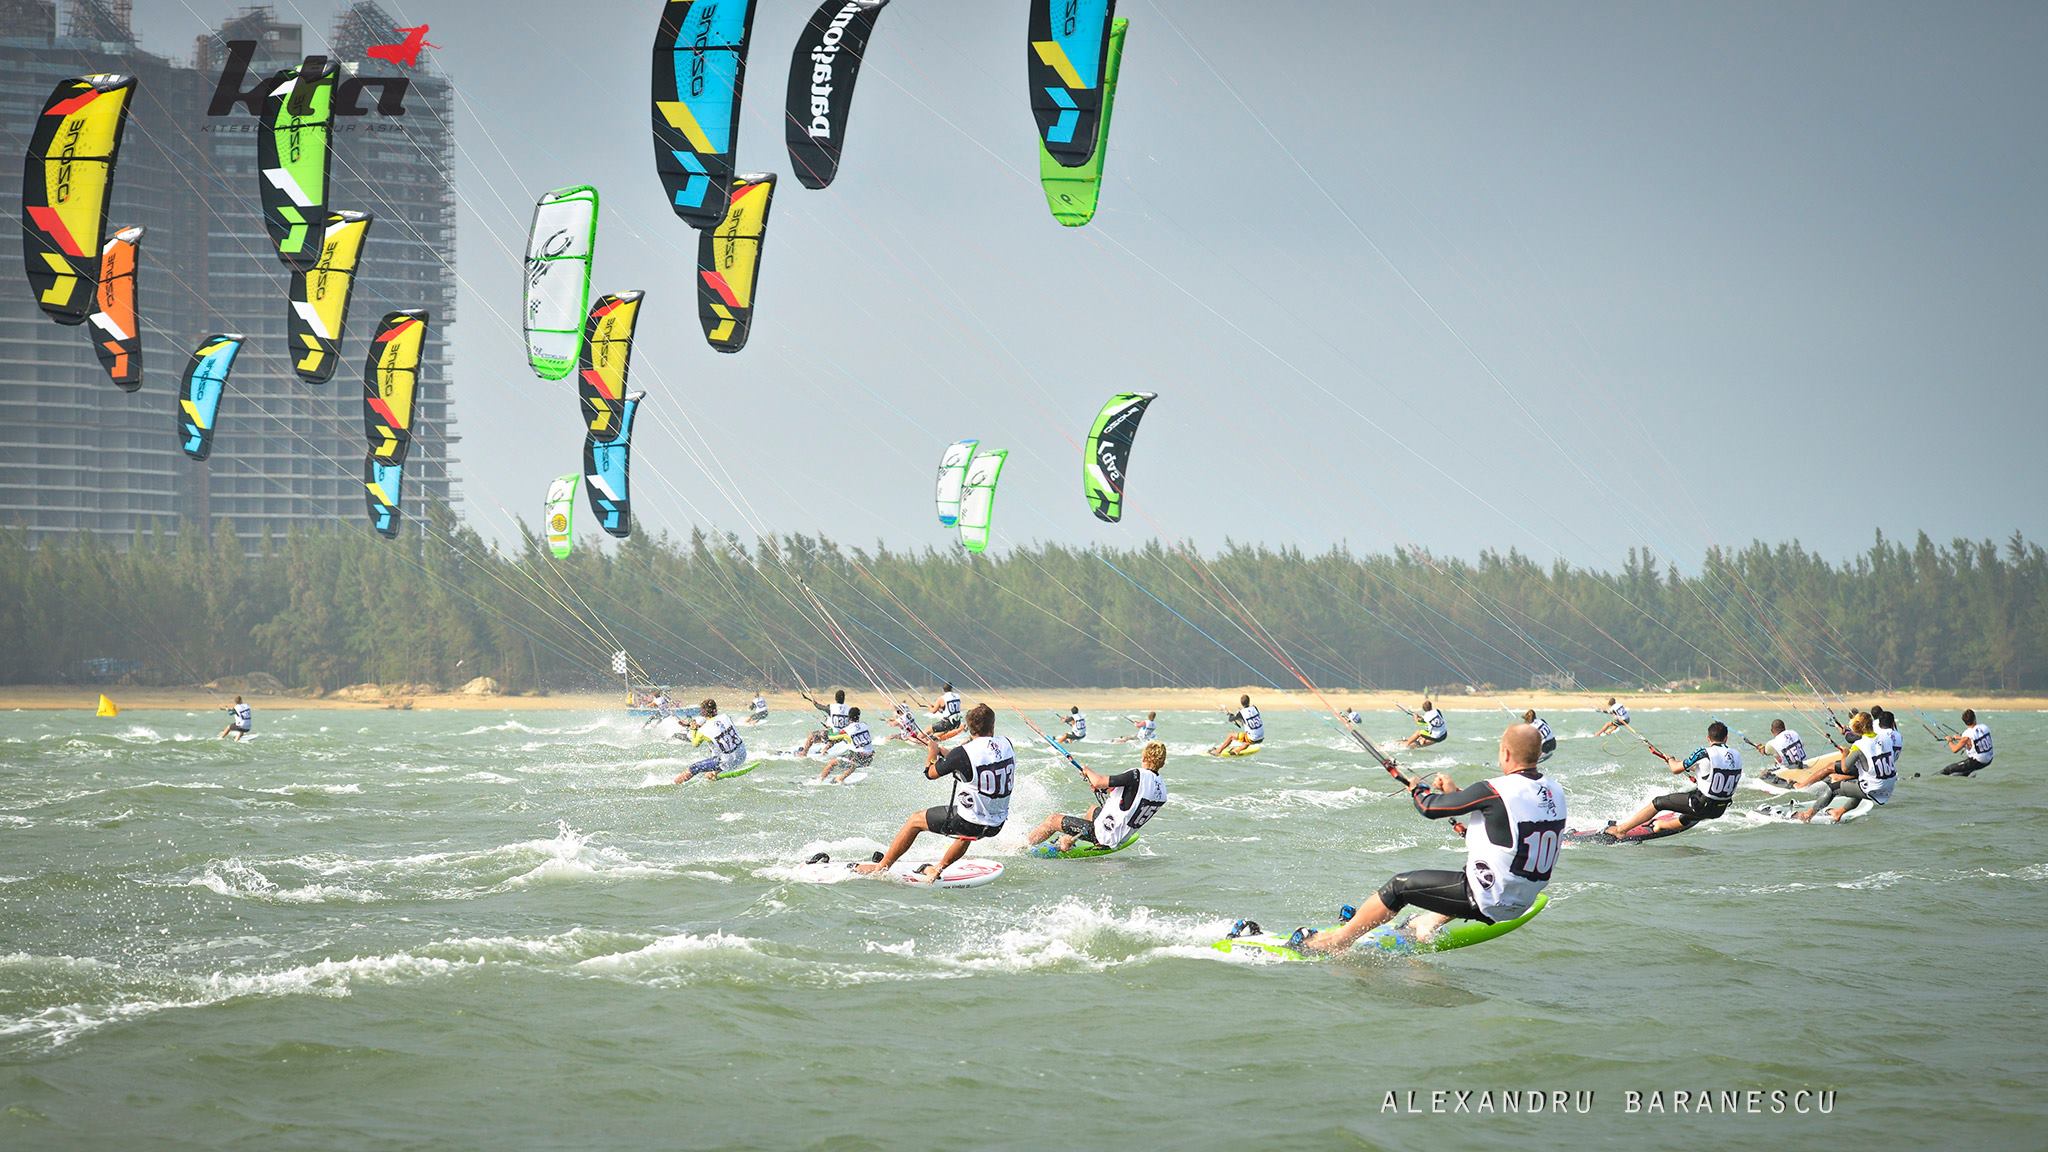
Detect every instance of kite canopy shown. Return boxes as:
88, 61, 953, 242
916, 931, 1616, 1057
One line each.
1039, 18, 1126, 227
257, 62, 336, 270
584, 391, 645, 539
290, 211, 373, 385
524, 186, 599, 380
579, 292, 644, 441
784, 0, 889, 190
175, 334, 245, 462
545, 474, 580, 559
1082, 390, 1155, 522
363, 454, 404, 538
935, 439, 977, 527
697, 173, 775, 353
1027, 0, 1117, 169
957, 449, 1007, 554
653, 0, 758, 229
21, 74, 134, 326
363, 310, 428, 466
89, 226, 143, 391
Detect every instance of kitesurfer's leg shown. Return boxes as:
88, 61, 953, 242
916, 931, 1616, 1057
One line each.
856, 809, 933, 874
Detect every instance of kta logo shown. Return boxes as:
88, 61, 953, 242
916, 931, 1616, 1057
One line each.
207, 25, 438, 118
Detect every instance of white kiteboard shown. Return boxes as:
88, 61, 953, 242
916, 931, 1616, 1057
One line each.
797, 852, 1002, 888
1757, 800, 1877, 823
801, 770, 870, 786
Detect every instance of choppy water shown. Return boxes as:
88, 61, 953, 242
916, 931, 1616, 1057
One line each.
1, 704, 2041, 1149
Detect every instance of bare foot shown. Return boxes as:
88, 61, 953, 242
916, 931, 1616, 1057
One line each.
852, 861, 885, 875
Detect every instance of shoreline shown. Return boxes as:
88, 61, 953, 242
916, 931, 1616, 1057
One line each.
13, 685, 2039, 715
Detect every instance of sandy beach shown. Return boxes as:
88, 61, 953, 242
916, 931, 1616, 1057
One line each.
15, 684, 2039, 715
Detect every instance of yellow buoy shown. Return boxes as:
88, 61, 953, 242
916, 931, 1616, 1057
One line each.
95, 694, 119, 718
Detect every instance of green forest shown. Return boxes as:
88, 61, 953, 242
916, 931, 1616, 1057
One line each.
4, 506, 2043, 695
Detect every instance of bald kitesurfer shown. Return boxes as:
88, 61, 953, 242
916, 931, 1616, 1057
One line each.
1594, 697, 1631, 738
855, 703, 1011, 881
1941, 710, 1995, 776
1286, 724, 1563, 953
1752, 719, 1807, 787
1398, 700, 1447, 750
1795, 712, 1896, 822
1581, 720, 1742, 842
1211, 695, 1264, 755
1026, 740, 1168, 853
672, 699, 747, 783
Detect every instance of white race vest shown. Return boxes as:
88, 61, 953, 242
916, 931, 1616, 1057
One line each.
1766, 729, 1805, 768
1421, 708, 1447, 739
1964, 723, 1993, 764
1532, 717, 1555, 756
1852, 734, 1896, 803
1239, 704, 1263, 741
952, 735, 1015, 828
842, 721, 874, 757
1464, 772, 1566, 921
941, 692, 962, 717
1068, 713, 1087, 739
232, 703, 252, 727
700, 714, 746, 765
1693, 744, 1742, 802
751, 696, 768, 713
1136, 721, 1157, 742
1610, 704, 1630, 724
1093, 769, 1167, 848
826, 702, 850, 731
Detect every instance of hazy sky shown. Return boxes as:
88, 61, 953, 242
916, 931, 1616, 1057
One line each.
135, 1, 2048, 570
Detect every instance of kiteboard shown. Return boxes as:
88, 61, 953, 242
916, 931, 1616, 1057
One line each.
1213, 892, 1549, 960
1562, 821, 1687, 845
1029, 833, 1138, 859
1757, 800, 1876, 823
1211, 744, 1262, 758
801, 770, 870, 786
799, 852, 1002, 888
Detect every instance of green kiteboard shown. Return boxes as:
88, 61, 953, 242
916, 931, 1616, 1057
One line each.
709, 760, 763, 780
1213, 892, 1549, 960
1029, 834, 1138, 860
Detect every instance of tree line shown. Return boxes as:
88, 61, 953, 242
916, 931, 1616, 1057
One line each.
3, 508, 2041, 695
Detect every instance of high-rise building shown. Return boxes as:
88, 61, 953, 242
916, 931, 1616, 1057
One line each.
0, 1, 458, 551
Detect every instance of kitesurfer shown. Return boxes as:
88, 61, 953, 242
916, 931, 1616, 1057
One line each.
1941, 710, 1995, 776
1523, 708, 1557, 762
817, 706, 876, 783
218, 695, 252, 741
855, 704, 1011, 881
1584, 720, 1742, 842
927, 683, 964, 738
1594, 697, 1631, 738
1026, 740, 1168, 853
798, 689, 851, 754
1211, 695, 1264, 755
1398, 700, 1448, 750
1059, 706, 1087, 744
1753, 719, 1807, 787
1342, 708, 1365, 725
747, 691, 769, 723
641, 689, 674, 726
1795, 712, 1896, 821
673, 699, 747, 783
1290, 724, 1564, 953
1116, 711, 1158, 744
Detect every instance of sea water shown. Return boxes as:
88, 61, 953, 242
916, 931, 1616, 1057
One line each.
1, 707, 2040, 1148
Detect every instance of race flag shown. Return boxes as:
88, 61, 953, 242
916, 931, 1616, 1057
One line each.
611, 650, 629, 675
